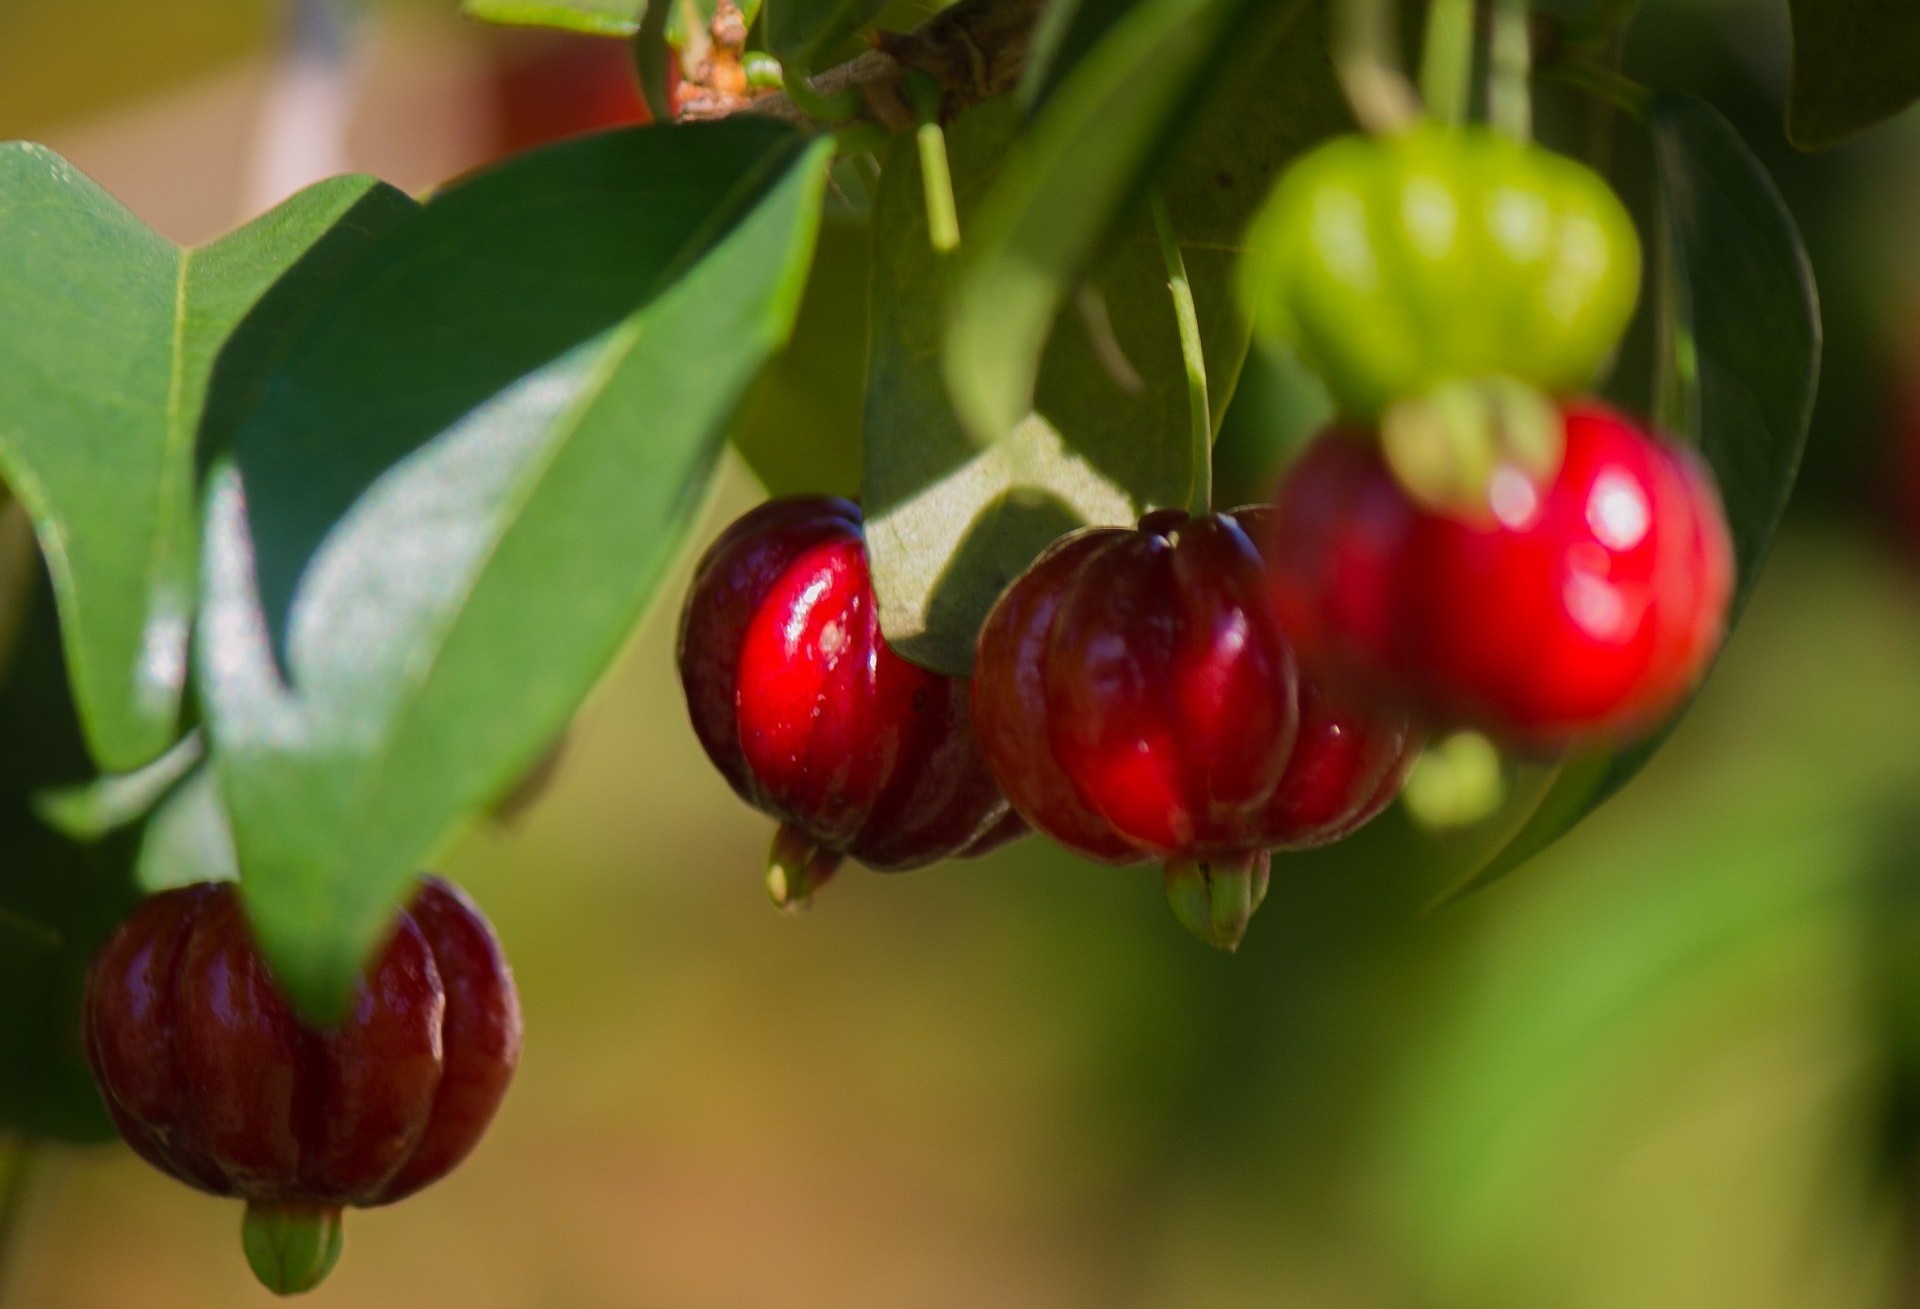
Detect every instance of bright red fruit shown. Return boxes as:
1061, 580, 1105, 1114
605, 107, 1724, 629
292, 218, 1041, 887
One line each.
1267, 402, 1735, 752
677, 497, 1019, 908
84, 877, 520, 1294
972, 508, 1418, 948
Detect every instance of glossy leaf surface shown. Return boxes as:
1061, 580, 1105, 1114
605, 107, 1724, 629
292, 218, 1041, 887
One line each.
198, 122, 831, 1019
0, 151, 412, 772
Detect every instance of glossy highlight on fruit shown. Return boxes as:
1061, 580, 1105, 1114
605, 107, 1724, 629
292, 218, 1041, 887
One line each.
84, 876, 521, 1296
1241, 127, 1642, 419
1268, 403, 1735, 752
972, 508, 1418, 948
678, 496, 1018, 908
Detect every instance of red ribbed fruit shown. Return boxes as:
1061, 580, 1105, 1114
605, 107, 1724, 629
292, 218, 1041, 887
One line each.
677, 496, 1019, 908
972, 508, 1417, 949
1268, 402, 1734, 752
84, 877, 520, 1295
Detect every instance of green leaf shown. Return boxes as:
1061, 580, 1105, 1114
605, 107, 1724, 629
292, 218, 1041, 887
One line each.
0, 566, 146, 1143
764, 0, 886, 69
941, 0, 1291, 445
462, 0, 761, 44
136, 763, 240, 893
1448, 95, 1820, 898
0, 150, 414, 773
728, 214, 868, 498
34, 731, 203, 842
862, 101, 1165, 675
1786, 0, 1920, 150
461, 0, 649, 37
865, 6, 1346, 674
198, 122, 832, 1021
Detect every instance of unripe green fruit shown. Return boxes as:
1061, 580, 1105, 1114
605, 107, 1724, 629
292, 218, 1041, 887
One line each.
1240, 127, 1642, 419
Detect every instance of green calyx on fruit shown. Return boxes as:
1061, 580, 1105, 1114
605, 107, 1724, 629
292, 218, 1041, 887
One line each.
1381, 376, 1563, 519
1164, 853, 1272, 953
1239, 126, 1641, 419
242, 1202, 345, 1297
1400, 731, 1508, 832
766, 823, 843, 913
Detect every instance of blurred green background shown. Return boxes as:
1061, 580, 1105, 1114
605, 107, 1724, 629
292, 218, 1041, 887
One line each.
9, 1, 1920, 1306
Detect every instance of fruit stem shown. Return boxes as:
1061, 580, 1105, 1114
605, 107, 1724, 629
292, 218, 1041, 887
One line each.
1164, 853, 1272, 953
241, 1201, 345, 1297
917, 124, 961, 253
905, 70, 961, 253
0, 1138, 41, 1309
1333, 0, 1421, 134
766, 824, 843, 913
1488, 0, 1534, 141
1419, 0, 1475, 127
1152, 192, 1211, 517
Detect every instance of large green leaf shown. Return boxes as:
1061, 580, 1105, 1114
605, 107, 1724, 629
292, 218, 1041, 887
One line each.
461, 0, 762, 42
198, 122, 832, 1020
940, 0, 1290, 446
1786, 0, 1920, 150
865, 4, 1346, 674
0, 151, 413, 774
1451, 95, 1820, 897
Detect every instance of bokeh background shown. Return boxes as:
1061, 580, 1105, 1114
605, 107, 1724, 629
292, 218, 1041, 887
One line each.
7, 1, 1920, 1305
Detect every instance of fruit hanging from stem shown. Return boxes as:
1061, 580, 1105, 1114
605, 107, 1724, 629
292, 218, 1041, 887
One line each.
678, 496, 1021, 910
84, 877, 521, 1296
972, 508, 1419, 950
1267, 402, 1735, 752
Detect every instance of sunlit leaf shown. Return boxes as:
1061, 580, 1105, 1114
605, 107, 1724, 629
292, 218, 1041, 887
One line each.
0, 151, 412, 772
198, 122, 832, 1020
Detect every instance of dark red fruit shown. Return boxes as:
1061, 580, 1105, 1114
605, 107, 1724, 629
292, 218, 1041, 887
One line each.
84, 877, 520, 1295
1267, 402, 1735, 752
677, 497, 1019, 908
972, 508, 1418, 949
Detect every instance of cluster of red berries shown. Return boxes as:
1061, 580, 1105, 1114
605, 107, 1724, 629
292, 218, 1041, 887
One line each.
677, 398, 1732, 947
676, 124, 1735, 948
